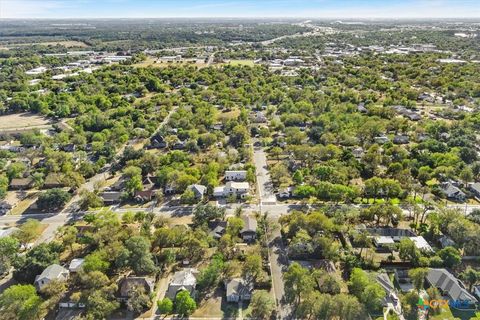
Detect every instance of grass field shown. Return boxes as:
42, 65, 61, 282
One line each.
0, 112, 51, 130
2, 40, 88, 49
218, 109, 241, 120
224, 59, 255, 67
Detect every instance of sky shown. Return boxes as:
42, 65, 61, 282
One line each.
0, 0, 479, 19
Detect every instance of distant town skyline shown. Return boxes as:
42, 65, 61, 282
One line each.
0, 0, 479, 19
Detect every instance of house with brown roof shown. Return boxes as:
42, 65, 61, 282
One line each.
43, 173, 66, 189
9, 177, 34, 190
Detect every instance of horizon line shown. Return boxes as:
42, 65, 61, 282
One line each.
1, 16, 479, 20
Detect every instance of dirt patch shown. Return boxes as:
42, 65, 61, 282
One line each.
9, 192, 39, 215
0, 113, 52, 130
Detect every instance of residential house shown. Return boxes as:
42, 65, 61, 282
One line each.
440, 182, 466, 202
118, 277, 155, 300
61, 144, 76, 152
164, 184, 177, 195
212, 123, 224, 131
149, 134, 167, 149
166, 268, 199, 300
426, 269, 478, 307
68, 258, 85, 273
376, 273, 403, 317
101, 191, 123, 205
283, 57, 305, 66
469, 182, 480, 199
393, 135, 410, 145
251, 111, 267, 123
352, 147, 364, 159
214, 181, 250, 199
278, 186, 296, 199
240, 215, 257, 242
187, 184, 207, 200
9, 177, 34, 190
43, 173, 66, 189
171, 141, 186, 150
364, 227, 433, 252
134, 190, 156, 202
134, 177, 157, 202
438, 235, 456, 249
225, 278, 253, 303
374, 135, 390, 144
35, 264, 69, 291
225, 170, 247, 181
404, 112, 421, 121
208, 220, 227, 239
357, 103, 368, 113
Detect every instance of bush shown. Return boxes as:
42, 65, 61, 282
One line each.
37, 188, 71, 211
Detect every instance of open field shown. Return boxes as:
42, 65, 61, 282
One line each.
0, 113, 52, 131
133, 57, 209, 68
223, 59, 255, 67
0, 40, 88, 49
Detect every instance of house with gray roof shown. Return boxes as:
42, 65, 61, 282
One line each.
440, 182, 466, 202
376, 273, 402, 315
426, 268, 478, 307
35, 264, 69, 291
225, 278, 253, 303
240, 215, 257, 242
68, 258, 85, 273
166, 268, 199, 300
469, 182, 480, 199
187, 184, 207, 200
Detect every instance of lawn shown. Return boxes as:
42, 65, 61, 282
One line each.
9, 192, 38, 215
218, 109, 241, 120
192, 287, 225, 318
429, 307, 460, 320
358, 198, 401, 205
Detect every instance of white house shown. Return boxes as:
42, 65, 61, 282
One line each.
166, 268, 199, 300
225, 170, 247, 181
25, 67, 47, 75
214, 181, 250, 199
68, 258, 85, 273
35, 264, 69, 291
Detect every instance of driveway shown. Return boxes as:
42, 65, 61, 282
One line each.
268, 218, 291, 320
252, 140, 277, 205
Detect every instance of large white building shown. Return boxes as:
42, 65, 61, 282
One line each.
214, 181, 249, 198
